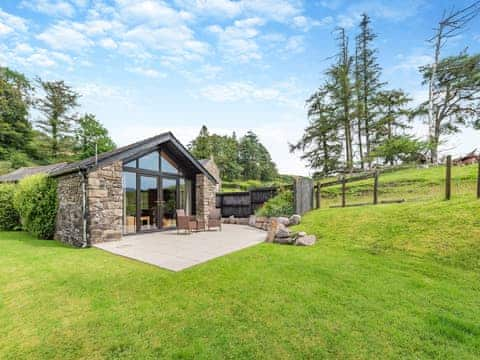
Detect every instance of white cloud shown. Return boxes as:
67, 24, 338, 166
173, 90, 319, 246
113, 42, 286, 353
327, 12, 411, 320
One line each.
98, 37, 117, 49
336, 0, 424, 28
0, 43, 73, 69
393, 54, 433, 72
124, 24, 209, 62
0, 9, 28, 36
197, 80, 303, 109
208, 17, 265, 62
176, 0, 301, 22
21, 0, 76, 17
284, 35, 304, 54
116, 0, 193, 25
37, 22, 94, 51
127, 66, 166, 78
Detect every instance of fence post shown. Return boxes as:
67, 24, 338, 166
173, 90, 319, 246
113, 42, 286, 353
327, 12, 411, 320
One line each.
316, 182, 321, 209
373, 171, 379, 205
477, 157, 480, 199
445, 155, 452, 201
341, 176, 346, 208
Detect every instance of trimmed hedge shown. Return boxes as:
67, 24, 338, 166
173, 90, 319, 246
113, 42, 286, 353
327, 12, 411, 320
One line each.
0, 184, 21, 231
14, 174, 58, 239
256, 190, 294, 217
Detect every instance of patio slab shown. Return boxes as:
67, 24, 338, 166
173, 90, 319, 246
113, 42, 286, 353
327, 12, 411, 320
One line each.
94, 224, 266, 271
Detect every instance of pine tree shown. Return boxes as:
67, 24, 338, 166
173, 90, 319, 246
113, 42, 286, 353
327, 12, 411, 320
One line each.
356, 13, 384, 166
327, 27, 354, 171
35, 79, 80, 160
290, 87, 342, 175
373, 90, 412, 164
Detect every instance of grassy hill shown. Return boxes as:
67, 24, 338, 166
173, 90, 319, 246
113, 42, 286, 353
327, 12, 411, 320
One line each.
320, 164, 478, 207
1, 196, 479, 358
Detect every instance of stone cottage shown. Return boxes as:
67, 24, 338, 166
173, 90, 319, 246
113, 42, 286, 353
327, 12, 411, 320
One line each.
0, 132, 218, 247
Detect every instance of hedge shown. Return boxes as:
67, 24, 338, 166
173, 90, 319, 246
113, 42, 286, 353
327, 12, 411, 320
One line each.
13, 174, 58, 239
0, 184, 21, 231
256, 190, 294, 217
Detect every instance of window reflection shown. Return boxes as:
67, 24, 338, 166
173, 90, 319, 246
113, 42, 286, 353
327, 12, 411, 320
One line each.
122, 172, 137, 234
139, 151, 159, 171
161, 152, 178, 174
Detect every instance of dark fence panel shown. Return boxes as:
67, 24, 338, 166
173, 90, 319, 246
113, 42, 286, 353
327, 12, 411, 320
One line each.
216, 187, 278, 217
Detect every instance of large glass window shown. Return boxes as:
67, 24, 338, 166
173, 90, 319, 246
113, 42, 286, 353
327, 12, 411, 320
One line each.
139, 151, 159, 171
124, 160, 136, 168
162, 178, 177, 227
161, 152, 178, 174
140, 176, 158, 231
179, 178, 192, 215
122, 172, 137, 234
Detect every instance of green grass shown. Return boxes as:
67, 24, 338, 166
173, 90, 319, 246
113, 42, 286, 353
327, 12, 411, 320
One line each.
320, 164, 478, 207
1, 198, 480, 359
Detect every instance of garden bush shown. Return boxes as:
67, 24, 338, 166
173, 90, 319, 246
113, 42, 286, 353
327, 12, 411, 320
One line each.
256, 190, 294, 217
14, 174, 58, 239
0, 184, 21, 230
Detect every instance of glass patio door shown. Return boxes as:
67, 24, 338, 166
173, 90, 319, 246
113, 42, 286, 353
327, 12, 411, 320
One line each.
139, 175, 159, 231
161, 177, 177, 228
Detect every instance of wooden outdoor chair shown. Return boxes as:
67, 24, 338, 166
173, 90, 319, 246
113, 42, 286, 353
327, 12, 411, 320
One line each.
176, 209, 202, 234
207, 208, 222, 231
176, 209, 195, 234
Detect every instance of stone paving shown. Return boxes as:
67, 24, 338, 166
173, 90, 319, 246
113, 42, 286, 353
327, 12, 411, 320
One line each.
94, 224, 265, 271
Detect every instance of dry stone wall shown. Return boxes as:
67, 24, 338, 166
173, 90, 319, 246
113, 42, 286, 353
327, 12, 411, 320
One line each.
195, 173, 216, 228
54, 172, 85, 247
87, 161, 123, 244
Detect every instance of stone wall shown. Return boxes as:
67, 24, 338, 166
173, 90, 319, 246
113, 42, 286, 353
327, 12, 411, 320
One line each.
54, 172, 85, 247
87, 161, 123, 244
201, 158, 221, 192
195, 173, 216, 228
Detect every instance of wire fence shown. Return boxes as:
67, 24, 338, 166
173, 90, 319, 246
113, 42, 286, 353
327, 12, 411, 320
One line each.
315, 157, 480, 209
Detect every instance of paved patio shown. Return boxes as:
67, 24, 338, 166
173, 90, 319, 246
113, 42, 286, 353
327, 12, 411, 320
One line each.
94, 224, 266, 271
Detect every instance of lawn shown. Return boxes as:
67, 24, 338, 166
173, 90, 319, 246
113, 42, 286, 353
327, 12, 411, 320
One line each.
320, 164, 479, 207
1, 198, 480, 359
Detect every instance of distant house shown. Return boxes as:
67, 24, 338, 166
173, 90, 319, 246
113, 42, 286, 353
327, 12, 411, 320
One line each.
453, 150, 479, 166
0, 132, 218, 247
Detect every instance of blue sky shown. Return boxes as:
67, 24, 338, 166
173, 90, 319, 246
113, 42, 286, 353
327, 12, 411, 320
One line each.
1, 0, 479, 175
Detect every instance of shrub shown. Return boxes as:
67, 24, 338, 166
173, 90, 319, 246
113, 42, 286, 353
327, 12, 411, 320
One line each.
0, 184, 21, 230
14, 174, 58, 239
256, 190, 294, 217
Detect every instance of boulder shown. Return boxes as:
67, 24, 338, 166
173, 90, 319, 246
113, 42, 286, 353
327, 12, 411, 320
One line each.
298, 231, 307, 237
295, 234, 316, 246
277, 217, 290, 226
274, 236, 295, 245
265, 218, 278, 243
275, 223, 291, 238
289, 214, 301, 225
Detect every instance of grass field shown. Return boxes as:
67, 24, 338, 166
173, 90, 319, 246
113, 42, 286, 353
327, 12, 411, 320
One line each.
1, 196, 479, 359
320, 164, 479, 207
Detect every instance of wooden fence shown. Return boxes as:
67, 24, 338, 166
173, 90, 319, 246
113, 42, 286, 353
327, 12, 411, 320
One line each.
216, 187, 278, 217
315, 156, 480, 209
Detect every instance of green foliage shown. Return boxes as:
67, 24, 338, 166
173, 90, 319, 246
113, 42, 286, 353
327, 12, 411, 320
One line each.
0, 67, 33, 159
238, 131, 278, 181
189, 126, 278, 181
75, 113, 116, 159
35, 78, 80, 160
370, 135, 428, 165
0, 184, 20, 231
13, 174, 58, 239
290, 88, 342, 175
256, 190, 294, 217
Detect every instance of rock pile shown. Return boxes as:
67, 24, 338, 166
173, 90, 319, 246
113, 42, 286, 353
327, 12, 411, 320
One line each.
265, 217, 316, 246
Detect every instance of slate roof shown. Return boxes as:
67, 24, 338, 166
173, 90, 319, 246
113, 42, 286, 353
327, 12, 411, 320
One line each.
0, 132, 217, 184
0, 163, 67, 183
